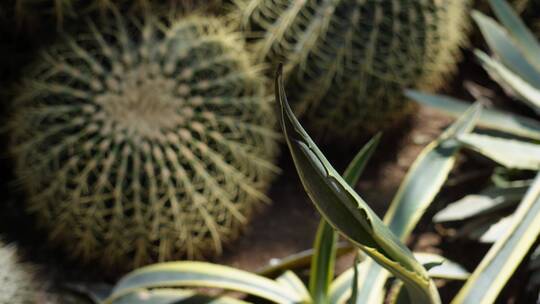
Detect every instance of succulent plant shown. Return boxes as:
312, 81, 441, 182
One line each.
0, 242, 40, 304
9, 12, 279, 270
235, 0, 472, 141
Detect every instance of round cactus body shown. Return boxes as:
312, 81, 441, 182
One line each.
238, 0, 472, 141
0, 242, 40, 304
9, 13, 279, 270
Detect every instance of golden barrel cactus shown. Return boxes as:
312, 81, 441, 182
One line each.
237, 0, 472, 141
9, 13, 279, 270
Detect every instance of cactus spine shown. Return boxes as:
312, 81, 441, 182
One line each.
9, 13, 279, 270
237, 0, 472, 140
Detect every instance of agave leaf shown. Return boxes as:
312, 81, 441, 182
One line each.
388, 281, 409, 304
453, 173, 540, 304
390, 254, 469, 304
477, 214, 514, 243
487, 0, 540, 71
405, 90, 540, 140
347, 255, 361, 304
309, 133, 380, 303
276, 271, 311, 301
329, 263, 375, 304
330, 253, 470, 304
104, 262, 305, 304
434, 195, 511, 223
389, 256, 467, 304
433, 184, 529, 222
310, 221, 337, 304
352, 101, 481, 303
459, 133, 540, 170
256, 243, 355, 278
111, 289, 251, 304
341, 133, 382, 186
454, 213, 504, 241
385, 106, 481, 239
276, 66, 440, 304
414, 253, 470, 281
471, 11, 540, 89
475, 50, 540, 113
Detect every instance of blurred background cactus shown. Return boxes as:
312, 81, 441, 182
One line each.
234, 0, 472, 142
3, 0, 225, 29
8, 12, 279, 271
0, 241, 42, 304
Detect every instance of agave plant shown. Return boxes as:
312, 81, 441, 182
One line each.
407, 0, 540, 302
89, 66, 485, 304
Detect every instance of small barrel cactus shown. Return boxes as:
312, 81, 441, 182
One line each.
0, 242, 40, 304
9, 12, 279, 270
237, 0, 472, 141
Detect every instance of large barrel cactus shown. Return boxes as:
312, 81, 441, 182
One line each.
9, 13, 279, 270
237, 0, 472, 140
0, 242, 40, 304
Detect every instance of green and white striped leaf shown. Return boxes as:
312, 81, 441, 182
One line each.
111, 289, 250, 304
256, 243, 355, 278
329, 263, 374, 304
453, 173, 540, 304
414, 253, 470, 281
388, 254, 470, 304
276, 67, 440, 304
471, 10, 540, 89
405, 90, 540, 140
330, 253, 469, 304
351, 101, 481, 304
105, 262, 306, 304
309, 133, 380, 304
475, 50, 540, 112
310, 220, 337, 304
347, 255, 361, 304
458, 133, 540, 170
477, 214, 514, 243
487, 0, 540, 71
433, 184, 529, 222
276, 271, 311, 301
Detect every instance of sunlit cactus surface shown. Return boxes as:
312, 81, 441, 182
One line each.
237, 0, 471, 140
9, 13, 279, 270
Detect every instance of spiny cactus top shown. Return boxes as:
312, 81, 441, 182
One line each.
237, 0, 471, 141
9, 13, 279, 270
0, 242, 40, 304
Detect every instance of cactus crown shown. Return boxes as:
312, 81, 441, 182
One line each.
0, 242, 39, 304
237, 0, 471, 140
10, 12, 279, 270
